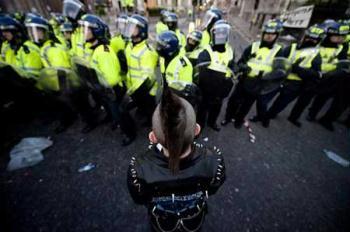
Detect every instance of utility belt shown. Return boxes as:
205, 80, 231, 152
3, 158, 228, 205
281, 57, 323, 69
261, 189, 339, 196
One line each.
150, 191, 208, 232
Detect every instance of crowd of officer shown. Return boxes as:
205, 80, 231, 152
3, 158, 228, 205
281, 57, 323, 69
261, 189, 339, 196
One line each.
1, 0, 350, 147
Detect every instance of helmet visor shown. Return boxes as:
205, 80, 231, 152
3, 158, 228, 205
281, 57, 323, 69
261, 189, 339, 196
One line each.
26, 26, 42, 43
79, 20, 97, 41
63, 0, 83, 20
124, 18, 141, 39
116, 17, 128, 36
211, 24, 230, 45
201, 11, 215, 29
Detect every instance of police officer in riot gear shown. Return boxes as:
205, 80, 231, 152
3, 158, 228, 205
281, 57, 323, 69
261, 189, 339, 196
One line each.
266, 24, 324, 127
156, 10, 169, 35
60, 21, 74, 49
313, 22, 350, 131
185, 30, 203, 68
163, 12, 186, 48
127, 83, 225, 232
197, 20, 235, 131
62, 0, 87, 58
156, 30, 195, 105
222, 20, 284, 128
78, 14, 126, 134
0, 15, 26, 65
200, 8, 222, 46
306, 21, 348, 128
121, 14, 159, 145
25, 14, 78, 133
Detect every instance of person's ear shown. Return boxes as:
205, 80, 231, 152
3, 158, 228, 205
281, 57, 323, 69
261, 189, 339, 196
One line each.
148, 131, 158, 144
194, 123, 201, 136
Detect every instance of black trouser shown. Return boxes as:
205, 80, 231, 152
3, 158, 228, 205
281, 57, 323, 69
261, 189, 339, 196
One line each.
319, 74, 350, 123
131, 88, 156, 124
255, 90, 279, 123
232, 88, 257, 125
44, 93, 77, 126
267, 82, 301, 118
308, 92, 334, 120
70, 88, 96, 126
119, 88, 155, 139
91, 86, 125, 125
289, 90, 315, 121
224, 81, 245, 121
197, 95, 223, 128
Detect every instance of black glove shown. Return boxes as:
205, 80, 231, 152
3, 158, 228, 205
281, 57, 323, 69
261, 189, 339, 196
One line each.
238, 63, 251, 74
292, 58, 304, 73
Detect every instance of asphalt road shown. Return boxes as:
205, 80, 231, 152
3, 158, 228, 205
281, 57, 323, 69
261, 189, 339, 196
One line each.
1, 16, 350, 232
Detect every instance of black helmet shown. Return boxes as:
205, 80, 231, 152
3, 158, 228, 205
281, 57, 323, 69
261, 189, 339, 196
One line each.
185, 30, 202, 52
79, 14, 108, 43
202, 8, 223, 30
63, 0, 85, 21
125, 14, 148, 43
210, 20, 230, 45
156, 30, 180, 58
24, 14, 50, 44
164, 12, 178, 31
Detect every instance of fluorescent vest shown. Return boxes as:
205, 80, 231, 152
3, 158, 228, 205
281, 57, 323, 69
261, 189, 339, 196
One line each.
125, 40, 159, 95
160, 54, 193, 91
205, 44, 234, 78
287, 43, 319, 81
247, 41, 282, 78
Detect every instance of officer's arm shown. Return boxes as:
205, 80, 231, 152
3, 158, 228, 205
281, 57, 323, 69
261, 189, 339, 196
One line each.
261, 48, 288, 81
127, 157, 148, 205
278, 45, 292, 58
337, 44, 348, 60
196, 49, 210, 67
294, 53, 322, 81
237, 44, 253, 65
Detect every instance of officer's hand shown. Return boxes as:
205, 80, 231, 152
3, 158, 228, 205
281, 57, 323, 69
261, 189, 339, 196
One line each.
292, 58, 304, 72
238, 64, 251, 74
248, 53, 256, 60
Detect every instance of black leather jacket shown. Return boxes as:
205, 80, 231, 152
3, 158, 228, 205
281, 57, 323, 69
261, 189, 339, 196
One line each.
127, 142, 225, 231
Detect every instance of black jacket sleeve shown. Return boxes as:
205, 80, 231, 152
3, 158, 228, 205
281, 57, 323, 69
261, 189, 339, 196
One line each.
293, 53, 322, 81
207, 147, 226, 195
237, 44, 253, 66
196, 49, 211, 67
127, 156, 148, 205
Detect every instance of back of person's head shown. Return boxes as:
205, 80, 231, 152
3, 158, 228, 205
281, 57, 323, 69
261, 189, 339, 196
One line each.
151, 82, 199, 174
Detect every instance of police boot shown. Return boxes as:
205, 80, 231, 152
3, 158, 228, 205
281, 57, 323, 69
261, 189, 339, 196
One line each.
234, 120, 244, 129
318, 118, 334, 132
221, 118, 233, 126
262, 119, 270, 128
249, 116, 260, 123
287, 116, 302, 128
208, 123, 221, 132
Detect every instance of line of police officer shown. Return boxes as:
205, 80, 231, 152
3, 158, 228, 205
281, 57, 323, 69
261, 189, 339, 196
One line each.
1, 1, 350, 148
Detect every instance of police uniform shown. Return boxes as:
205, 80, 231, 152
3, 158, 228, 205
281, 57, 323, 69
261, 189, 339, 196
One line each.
267, 42, 322, 121
160, 54, 193, 92
200, 30, 211, 47
197, 43, 235, 130
125, 39, 158, 109
156, 21, 168, 35
16, 40, 43, 79
223, 40, 284, 128
307, 41, 347, 121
